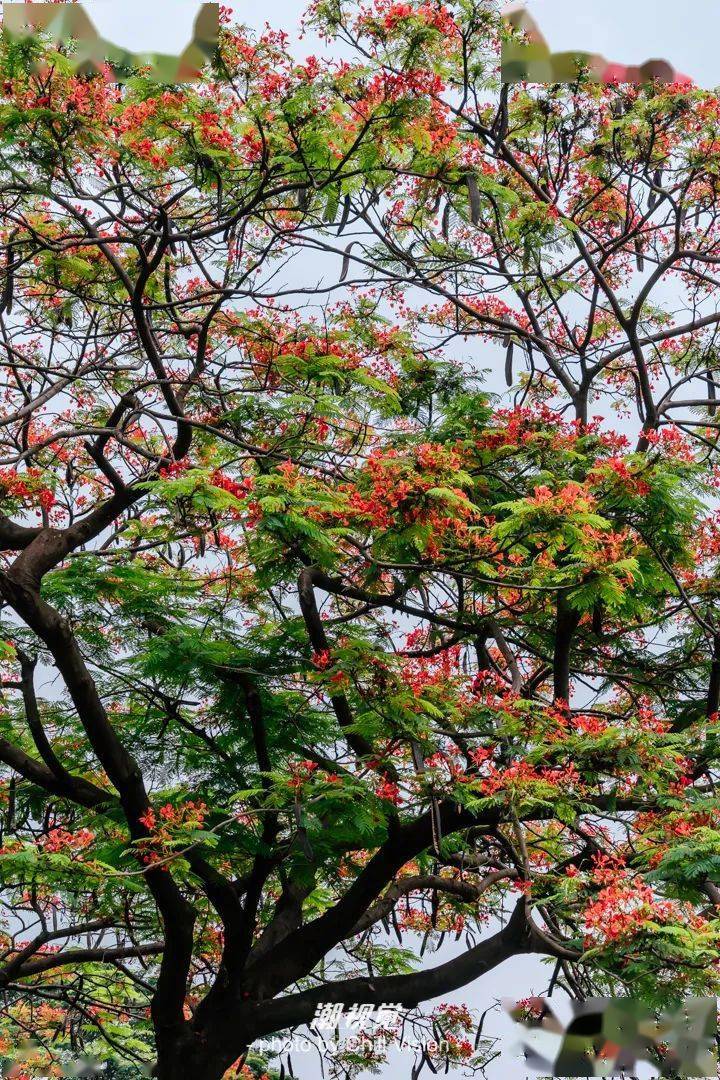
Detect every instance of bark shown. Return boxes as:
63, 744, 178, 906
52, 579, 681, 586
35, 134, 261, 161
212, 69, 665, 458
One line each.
553, 594, 580, 704
153, 1026, 246, 1080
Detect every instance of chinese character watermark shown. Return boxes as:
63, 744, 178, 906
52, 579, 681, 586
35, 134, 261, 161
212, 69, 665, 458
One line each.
312, 1002, 403, 1031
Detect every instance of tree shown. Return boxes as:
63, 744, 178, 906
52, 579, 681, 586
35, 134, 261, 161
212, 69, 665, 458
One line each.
0, 3, 718, 1078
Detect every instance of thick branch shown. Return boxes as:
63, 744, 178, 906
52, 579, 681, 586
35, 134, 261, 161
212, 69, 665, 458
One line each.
0, 733, 111, 809
1, 943, 164, 984
249, 898, 537, 1038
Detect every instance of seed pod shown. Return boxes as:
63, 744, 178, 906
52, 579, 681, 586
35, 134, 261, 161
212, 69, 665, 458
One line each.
708, 375, 718, 416
504, 340, 514, 387
465, 173, 481, 225
634, 236, 644, 272
339, 241, 357, 283
336, 194, 351, 235
164, 260, 172, 303
410, 741, 425, 773
391, 905, 402, 943
441, 199, 451, 240
430, 794, 443, 853
419, 928, 431, 958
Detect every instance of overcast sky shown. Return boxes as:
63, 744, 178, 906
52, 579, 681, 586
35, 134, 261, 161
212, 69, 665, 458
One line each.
61, 0, 720, 88
6, 0, 720, 88
524, 0, 720, 88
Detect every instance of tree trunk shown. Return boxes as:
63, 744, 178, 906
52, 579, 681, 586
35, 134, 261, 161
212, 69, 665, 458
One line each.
153, 1036, 243, 1080
153, 1026, 245, 1080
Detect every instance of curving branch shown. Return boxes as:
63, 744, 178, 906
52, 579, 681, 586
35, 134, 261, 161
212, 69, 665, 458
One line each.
249, 898, 538, 1039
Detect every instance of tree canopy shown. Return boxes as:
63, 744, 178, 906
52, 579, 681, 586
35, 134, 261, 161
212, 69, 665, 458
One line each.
0, 2, 718, 1078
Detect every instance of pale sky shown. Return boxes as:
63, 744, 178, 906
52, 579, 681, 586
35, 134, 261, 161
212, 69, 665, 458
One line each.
520, 0, 720, 88
1, 1, 207, 54
9, 0, 719, 88
85, 1, 203, 53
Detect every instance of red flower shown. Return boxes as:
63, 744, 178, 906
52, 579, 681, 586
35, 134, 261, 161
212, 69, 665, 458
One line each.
375, 779, 401, 804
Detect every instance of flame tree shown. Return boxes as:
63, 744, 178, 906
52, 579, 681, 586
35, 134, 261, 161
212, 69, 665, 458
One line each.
0, 3, 718, 1078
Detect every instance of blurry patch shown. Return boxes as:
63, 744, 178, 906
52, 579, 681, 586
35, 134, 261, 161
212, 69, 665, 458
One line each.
2, 3, 219, 83
506, 997, 717, 1077
501, 2, 690, 86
